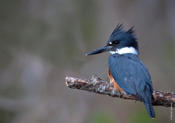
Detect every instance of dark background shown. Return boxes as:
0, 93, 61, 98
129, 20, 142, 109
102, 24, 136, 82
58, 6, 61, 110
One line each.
0, 0, 175, 123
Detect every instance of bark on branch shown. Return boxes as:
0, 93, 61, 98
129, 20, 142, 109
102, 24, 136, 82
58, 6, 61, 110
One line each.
65, 75, 175, 107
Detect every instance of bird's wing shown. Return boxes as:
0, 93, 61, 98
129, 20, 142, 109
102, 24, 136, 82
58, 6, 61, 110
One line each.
109, 54, 155, 117
108, 54, 153, 97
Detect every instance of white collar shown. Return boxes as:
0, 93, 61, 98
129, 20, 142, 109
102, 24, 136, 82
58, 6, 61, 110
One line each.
110, 47, 138, 55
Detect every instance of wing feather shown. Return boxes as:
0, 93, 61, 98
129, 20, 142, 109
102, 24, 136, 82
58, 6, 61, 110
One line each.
108, 54, 153, 97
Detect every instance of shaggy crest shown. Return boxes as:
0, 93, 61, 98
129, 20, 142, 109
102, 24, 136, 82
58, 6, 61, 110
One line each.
111, 24, 124, 35
111, 24, 137, 41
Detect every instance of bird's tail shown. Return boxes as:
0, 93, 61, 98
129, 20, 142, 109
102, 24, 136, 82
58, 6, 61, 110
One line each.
138, 84, 155, 118
144, 102, 155, 118
142, 86, 155, 118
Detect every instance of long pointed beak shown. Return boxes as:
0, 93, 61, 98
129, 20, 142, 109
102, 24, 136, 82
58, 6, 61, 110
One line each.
86, 45, 112, 56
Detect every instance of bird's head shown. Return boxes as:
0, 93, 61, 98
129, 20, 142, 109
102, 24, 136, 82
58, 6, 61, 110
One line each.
86, 24, 138, 56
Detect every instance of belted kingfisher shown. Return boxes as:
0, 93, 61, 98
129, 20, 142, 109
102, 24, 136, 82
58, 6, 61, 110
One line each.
86, 24, 155, 118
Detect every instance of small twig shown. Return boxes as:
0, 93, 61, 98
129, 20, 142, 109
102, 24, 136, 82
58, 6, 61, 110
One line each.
65, 76, 175, 107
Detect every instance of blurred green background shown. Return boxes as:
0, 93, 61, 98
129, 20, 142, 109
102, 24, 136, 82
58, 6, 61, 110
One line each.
0, 0, 175, 123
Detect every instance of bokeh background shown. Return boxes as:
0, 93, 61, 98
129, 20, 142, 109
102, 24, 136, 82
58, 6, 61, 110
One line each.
0, 0, 175, 123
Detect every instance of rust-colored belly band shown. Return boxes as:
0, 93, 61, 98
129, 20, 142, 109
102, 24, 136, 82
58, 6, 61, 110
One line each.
108, 68, 123, 92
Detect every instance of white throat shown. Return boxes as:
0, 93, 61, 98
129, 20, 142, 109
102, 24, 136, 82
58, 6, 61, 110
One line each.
110, 47, 138, 55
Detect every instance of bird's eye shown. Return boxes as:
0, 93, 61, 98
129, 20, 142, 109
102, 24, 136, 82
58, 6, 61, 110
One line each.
113, 40, 119, 44
108, 40, 119, 46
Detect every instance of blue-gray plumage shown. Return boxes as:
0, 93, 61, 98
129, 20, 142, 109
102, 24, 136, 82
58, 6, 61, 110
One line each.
109, 53, 155, 118
86, 24, 155, 118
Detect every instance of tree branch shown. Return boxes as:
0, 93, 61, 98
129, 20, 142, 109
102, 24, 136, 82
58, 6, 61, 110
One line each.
65, 75, 175, 107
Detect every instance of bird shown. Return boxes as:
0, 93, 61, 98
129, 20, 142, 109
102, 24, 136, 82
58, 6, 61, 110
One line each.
86, 24, 155, 118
